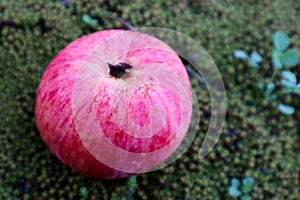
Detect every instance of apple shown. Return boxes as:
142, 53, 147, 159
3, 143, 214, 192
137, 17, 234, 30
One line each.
35, 30, 192, 179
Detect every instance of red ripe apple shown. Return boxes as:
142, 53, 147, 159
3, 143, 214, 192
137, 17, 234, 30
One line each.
35, 30, 192, 179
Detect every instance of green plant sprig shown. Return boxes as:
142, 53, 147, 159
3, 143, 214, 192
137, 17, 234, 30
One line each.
233, 31, 299, 115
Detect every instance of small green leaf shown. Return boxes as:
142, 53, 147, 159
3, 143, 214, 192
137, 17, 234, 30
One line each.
273, 31, 290, 52
280, 49, 299, 68
242, 177, 254, 188
82, 14, 98, 26
234, 50, 248, 60
250, 51, 262, 63
281, 71, 297, 84
281, 80, 297, 87
241, 194, 252, 200
229, 186, 242, 197
278, 103, 295, 115
272, 50, 282, 69
231, 178, 241, 187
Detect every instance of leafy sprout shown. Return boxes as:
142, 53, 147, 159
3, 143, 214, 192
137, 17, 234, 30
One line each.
229, 177, 254, 200
233, 31, 299, 115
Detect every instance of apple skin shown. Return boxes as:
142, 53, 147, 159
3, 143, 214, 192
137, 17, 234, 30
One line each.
35, 30, 192, 179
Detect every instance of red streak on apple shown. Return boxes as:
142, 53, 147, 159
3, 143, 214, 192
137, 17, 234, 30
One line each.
35, 30, 192, 179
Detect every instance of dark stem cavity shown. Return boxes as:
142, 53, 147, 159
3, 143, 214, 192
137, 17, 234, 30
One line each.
108, 62, 133, 78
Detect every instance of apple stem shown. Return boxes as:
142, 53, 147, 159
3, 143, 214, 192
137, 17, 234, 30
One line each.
108, 62, 133, 78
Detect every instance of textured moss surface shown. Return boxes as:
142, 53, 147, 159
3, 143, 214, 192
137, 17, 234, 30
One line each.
0, 0, 299, 199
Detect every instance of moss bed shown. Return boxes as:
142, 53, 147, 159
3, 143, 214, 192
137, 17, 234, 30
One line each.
0, 0, 299, 199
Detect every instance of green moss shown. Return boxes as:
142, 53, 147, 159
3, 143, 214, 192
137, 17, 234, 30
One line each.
0, 0, 299, 199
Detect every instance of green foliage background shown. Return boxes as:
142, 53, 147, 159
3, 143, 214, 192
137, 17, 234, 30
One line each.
0, 0, 299, 199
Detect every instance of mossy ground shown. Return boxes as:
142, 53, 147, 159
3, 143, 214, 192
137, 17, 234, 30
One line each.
0, 0, 299, 199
